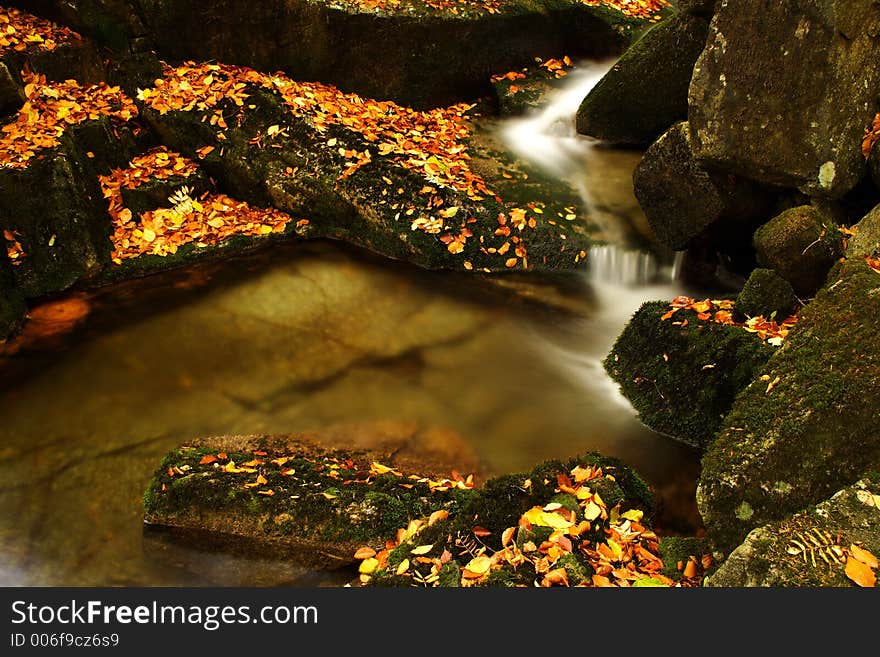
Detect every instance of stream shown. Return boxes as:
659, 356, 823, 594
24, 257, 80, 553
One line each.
0, 63, 703, 586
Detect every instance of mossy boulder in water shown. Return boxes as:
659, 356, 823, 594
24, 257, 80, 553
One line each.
604, 300, 774, 449
753, 206, 843, 297
698, 257, 880, 554
707, 474, 880, 587
576, 12, 710, 145
143, 422, 483, 569
734, 268, 797, 320
633, 122, 773, 251
688, 0, 880, 198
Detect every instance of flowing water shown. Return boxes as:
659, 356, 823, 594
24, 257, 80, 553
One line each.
0, 63, 703, 586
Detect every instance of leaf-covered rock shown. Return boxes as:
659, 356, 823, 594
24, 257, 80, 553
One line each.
633, 122, 773, 250
688, 0, 880, 198
576, 12, 709, 145
707, 474, 880, 587
143, 423, 483, 569
698, 258, 880, 554
753, 205, 843, 297
604, 299, 774, 449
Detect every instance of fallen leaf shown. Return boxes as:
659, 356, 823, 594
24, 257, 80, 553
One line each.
846, 556, 876, 587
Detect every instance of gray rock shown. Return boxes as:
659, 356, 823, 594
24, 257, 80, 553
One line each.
734, 268, 798, 320
576, 12, 710, 145
753, 205, 843, 297
698, 258, 880, 553
633, 121, 772, 250
846, 203, 880, 258
688, 0, 880, 198
708, 475, 880, 587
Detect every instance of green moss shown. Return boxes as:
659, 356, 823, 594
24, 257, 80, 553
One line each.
658, 536, 709, 581
605, 300, 775, 449
700, 258, 880, 552
734, 268, 798, 320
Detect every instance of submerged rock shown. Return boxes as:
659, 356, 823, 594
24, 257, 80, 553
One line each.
143, 422, 483, 569
753, 206, 843, 297
688, 0, 880, 198
633, 122, 772, 250
734, 268, 798, 320
708, 475, 880, 587
576, 12, 709, 145
698, 257, 880, 554
604, 300, 774, 449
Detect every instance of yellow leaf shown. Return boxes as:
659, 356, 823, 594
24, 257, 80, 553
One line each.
267, 124, 280, 136
142, 228, 156, 243
845, 556, 876, 587
463, 555, 492, 575
359, 557, 379, 574
501, 526, 516, 548
583, 501, 602, 521
410, 544, 433, 555
607, 539, 623, 561
396, 559, 410, 575
440, 206, 459, 218
428, 509, 449, 526
256, 474, 268, 485
621, 509, 643, 522
321, 492, 337, 500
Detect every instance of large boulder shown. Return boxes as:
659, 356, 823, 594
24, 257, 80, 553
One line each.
708, 475, 880, 587
734, 268, 798, 320
576, 12, 710, 145
604, 300, 774, 449
698, 257, 880, 554
846, 203, 880, 258
41, 0, 647, 108
753, 206, 843, 297
688, 0, 880, 199
633, 122, 772, 250
0, 256, 26, 339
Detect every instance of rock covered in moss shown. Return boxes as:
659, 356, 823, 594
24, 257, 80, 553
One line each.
707, 474, 880, 587
57, 0, 640, 108
698, 258, 880, 554
688, 0, 880, 198
143, 423, 483, 569
633, 122, 773, 250
753, 206, 843, 297
604, 300, 774, 449
576, 12, 709, 145
658, 536, 711, 582
0, 256, 25, 339
0, 61, 24, 117
675, 0, 715, 16
734, 268, 797, 320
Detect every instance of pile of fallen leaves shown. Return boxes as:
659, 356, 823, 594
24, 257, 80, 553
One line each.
581, 0, 668, 20
163, 450, 475, 500
491, 56, 574, 96
139, 61, 492, 201
0, 71, 137, 169
99, 147, 298, 262
0, 7, 81, 55
661, 296, 798, 347
356, 463, 708, 587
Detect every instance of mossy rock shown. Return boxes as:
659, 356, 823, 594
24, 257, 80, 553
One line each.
143, 422, 483, 569
63, 0, 655, 109
658, 535, 711, 582
633, 122, 774, 251
0, 257, 26, 339
734, 268, 797, 320
698, 258, 880, 554
119, 170, 212, 221
707, 474, 880, 587
0, 60, 24, 118
576, 12, 709, 145
753, 206, 843, 297
846, 203, 880, 259
604, 300, 775, 449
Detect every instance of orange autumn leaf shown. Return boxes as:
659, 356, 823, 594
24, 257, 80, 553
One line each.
199, 454, 218, 465
845, 556, 876, 587
850, 545, 879, 569
353, 547, 376, 560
